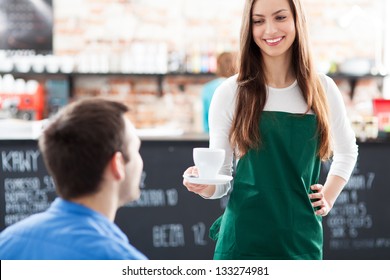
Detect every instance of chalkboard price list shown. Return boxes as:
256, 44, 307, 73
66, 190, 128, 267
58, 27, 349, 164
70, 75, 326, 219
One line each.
323, 160, 390, 254
1, 148, 57, 228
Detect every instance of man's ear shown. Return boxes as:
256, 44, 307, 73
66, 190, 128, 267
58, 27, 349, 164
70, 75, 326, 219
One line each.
110, 152, 125, 180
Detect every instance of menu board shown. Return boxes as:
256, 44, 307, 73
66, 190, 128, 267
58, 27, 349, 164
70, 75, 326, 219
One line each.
321, 142, 390, 259
114, 140, 226, 259
1, 139, 389, 259
0, 139, 226, 260
0, 0, 53, 52
0, 140, 56, 229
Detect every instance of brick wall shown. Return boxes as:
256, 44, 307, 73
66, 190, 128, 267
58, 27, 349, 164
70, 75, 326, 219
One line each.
52, 0, 387, 131
54, 0, 385, 67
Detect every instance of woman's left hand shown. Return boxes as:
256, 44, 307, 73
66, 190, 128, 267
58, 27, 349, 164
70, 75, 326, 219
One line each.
309, 184, 331, 216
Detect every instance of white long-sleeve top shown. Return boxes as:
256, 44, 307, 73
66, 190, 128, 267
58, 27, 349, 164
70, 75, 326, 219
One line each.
208, 73, 359, 199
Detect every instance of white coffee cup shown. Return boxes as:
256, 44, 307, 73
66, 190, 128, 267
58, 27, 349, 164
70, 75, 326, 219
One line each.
193, 148, 225, 179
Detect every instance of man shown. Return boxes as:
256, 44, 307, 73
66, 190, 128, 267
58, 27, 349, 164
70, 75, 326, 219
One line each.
0, 98, 147, 259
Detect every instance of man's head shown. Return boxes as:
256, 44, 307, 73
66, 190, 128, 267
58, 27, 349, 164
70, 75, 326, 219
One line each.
216, 52, 236, 78
39, 98, 143, 204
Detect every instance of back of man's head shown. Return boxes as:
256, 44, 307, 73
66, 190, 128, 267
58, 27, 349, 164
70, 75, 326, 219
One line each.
39, 98, 130, 199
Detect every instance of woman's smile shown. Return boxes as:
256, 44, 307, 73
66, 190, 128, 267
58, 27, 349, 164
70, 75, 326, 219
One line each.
264, 36, 284, 46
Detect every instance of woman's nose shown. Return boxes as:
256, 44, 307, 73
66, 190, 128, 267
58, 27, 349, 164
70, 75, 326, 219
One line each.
265, 22, 278, 34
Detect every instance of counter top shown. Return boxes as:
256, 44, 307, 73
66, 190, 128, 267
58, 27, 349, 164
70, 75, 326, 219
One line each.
0, 119, 47, 140
2, 119, 390, 143
139, 133, 209, 141
135, 128, 209, 141
0, 119, 210, 141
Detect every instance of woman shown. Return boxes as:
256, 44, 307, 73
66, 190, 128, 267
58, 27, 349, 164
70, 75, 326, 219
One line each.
202, 52, 236, 133
183, 0, 358, 259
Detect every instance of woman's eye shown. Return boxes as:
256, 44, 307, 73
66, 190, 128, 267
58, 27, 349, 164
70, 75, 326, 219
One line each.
276, 16, 287, 21
253, 19, 264, 25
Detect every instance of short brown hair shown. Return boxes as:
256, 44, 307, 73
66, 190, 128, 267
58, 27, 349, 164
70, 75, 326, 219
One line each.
39, 98, 130, 199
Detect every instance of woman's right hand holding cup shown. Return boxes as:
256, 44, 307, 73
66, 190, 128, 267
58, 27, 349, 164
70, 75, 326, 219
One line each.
182, 166, 216, 198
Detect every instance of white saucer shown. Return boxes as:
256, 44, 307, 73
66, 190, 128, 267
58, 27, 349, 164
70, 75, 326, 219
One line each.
183, 174, 233, 185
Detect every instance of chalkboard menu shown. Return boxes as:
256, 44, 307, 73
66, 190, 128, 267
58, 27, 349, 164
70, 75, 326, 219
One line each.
0, 139, 226, 260
0, 140, 56, 229
0, 0, 53, 52
1, 139, 389, 259
321, 142, 390, 260
115, 140, 227, 260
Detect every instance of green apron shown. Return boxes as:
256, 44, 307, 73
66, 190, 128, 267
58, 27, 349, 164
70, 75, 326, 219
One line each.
210, 111, 323, 259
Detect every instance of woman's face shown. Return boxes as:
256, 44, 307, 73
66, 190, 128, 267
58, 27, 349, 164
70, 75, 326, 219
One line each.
251, 0, 296, 60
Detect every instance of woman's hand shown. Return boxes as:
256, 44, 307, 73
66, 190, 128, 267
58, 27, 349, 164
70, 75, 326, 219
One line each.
182, 166, 215, 198
309, 184, 332, 216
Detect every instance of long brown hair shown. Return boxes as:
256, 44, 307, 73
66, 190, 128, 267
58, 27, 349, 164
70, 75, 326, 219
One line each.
230, 0, 331, 160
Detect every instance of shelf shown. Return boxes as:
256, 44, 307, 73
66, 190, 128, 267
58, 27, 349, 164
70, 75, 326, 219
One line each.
327, 72, 387, 99
0, 70, 216, 78
327, 72, 387, 80
0, 70, 217, 97
4, 70, 386, 82
3, 70, 386, 98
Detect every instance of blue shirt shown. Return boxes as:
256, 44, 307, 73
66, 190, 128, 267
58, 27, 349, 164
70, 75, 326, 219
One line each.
202, 77, 225, 133
0, 198, 147, 260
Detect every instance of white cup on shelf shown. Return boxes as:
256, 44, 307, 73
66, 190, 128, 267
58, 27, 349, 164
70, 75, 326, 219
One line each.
32, 55, 45, 73
193, 147, 225, 179
45, 55, 60, 73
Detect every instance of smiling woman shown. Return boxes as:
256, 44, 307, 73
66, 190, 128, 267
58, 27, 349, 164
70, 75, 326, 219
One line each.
251, 2, 296, 61
182, 0, 358, 260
